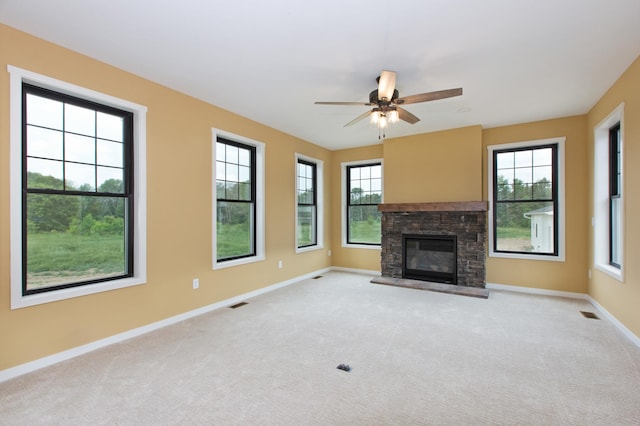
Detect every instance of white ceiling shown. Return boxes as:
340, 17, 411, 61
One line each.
2, 0, 640, 150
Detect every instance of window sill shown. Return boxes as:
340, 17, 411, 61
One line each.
12, 276, 146, 310
213, 255, 265, 270
342, 243, 381, 250
595, 263, 624, 282
489, 251, 565, 262
296, 244, 323, 254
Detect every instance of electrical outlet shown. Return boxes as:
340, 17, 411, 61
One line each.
588, 269, 592, 279
192, 278, 199, 289
278, 260, 283, 269
328, 250, 332, 257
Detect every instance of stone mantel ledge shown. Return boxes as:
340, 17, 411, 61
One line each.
378, 201, 487, 213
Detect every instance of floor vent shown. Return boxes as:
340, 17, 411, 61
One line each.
229, 302, 248, 309
313, 276, 323, 280
580, 311, 600, 320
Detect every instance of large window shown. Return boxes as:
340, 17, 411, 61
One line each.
10, 66, 147, 308
594, 104, 624, 280
488, 138, 565, 260
344, 161, 383, 246
212, 130, 265, 268
297, 158, 317, 248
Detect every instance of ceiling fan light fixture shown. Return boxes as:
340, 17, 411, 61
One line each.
378, 114, 388, 129
388, 109, 399, 124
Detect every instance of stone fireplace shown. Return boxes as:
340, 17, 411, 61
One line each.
373, 201, 488, 297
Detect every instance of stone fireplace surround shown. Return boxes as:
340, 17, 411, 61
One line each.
372, 201, 489, 298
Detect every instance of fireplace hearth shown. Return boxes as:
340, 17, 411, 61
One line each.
376, 202, 487, 290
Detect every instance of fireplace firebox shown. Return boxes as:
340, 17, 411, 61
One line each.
403, 234, 457, 284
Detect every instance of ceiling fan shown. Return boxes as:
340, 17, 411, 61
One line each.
315, 70, 462, 129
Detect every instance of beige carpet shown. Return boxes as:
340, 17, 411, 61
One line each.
1, 271, 640, 425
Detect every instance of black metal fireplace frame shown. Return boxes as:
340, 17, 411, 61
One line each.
402, 234, 457, 284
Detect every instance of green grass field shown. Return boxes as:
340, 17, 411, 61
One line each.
27, 232, 125, 288
349, 220, 381, 244
496, 226, 530, 239
217, 222, 252, 259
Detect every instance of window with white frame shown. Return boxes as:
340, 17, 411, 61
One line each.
296, 154, 323, 251
594, 104, 624, 280
342, 160, 383, 247
488, 138, 565, 261
9, 66, 147, 309
212, 130, 265, 269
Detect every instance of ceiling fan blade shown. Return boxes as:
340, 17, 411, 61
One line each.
378, 70, 396, 101
397, 107, 420, 124
315, 101, 372, 106
395, 88, 463, 105
344, 110, 373, 127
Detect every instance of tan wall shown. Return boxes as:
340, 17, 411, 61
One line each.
587, 55, 640, 337
383, 125, 483, 203
330, 144, 383, 272
0, 24, 332, 370
482, 116, 589, 293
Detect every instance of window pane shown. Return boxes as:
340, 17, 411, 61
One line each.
66, 162, 95, 190
27, 159, 64, 188
496, 152, 514, 169
514, 150, 532, 167
216, 201, 253, 259
65, 133, 96, 164
495, 201, 554, 253
533, 148, 552, 166
226, 145, 239, 164
65, 104, 95, 136
27, 126, 64, 160
297, 205, 316, 247
349, 205, 381, 244
238, 148, 250, 166
97, 167, 123, 192
514, 167, 532, 184
238, 165, 250, 183
26, 94, 63, 129
611, 197, 622, 265
216, 142, 226, 161
97, 112, 124, 142
97, 139, 123, 167
26, 193, 127, 291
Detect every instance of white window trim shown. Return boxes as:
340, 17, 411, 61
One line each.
8, 65, 148, 309
487, 137, 565, 262
295, 153, 324, 253
593, 103, 624, 281
341, 158, 383, 250
212, 129, 265, 269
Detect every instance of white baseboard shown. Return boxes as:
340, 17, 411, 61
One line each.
586, 295, 640, 348
486, 282, 590, 300
487, 281, 640, 347
330, 266, 381, 276
0, 267, 331, 384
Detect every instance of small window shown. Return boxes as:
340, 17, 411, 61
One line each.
297, 158, 317, 248
215, 137, 256, 261
344, 161, 383, 246
488, 138, 565, 260
212, 130, 265, 269
594, 104, 624, 280
609, 123, 622, 268
9, 66, 147, 309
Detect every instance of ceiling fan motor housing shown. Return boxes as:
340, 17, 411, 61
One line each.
369, 89, 399, 105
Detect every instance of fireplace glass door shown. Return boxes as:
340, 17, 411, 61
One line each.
402, 234, 457, 284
